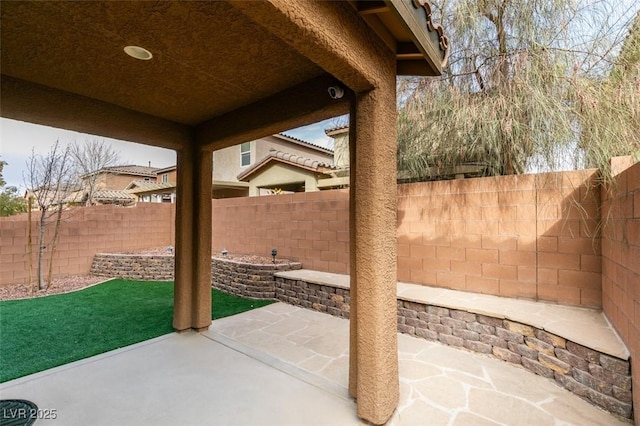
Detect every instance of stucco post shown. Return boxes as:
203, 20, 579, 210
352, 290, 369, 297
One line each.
348, 104, 358, 400
349, 79, 399, 424
173, 144, 213, 331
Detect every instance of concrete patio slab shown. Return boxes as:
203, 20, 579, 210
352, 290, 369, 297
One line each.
1, 303, 631, 425
0, 331, 359, 426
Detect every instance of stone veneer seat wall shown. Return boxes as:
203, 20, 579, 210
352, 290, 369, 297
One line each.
274, 271, 633, 420
211, 258, 301, 299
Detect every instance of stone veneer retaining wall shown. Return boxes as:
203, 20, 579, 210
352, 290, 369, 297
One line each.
91, 253, 301, 298
91, 254, 175, 281
274, 275, 633, 419
212, 258, 301, 299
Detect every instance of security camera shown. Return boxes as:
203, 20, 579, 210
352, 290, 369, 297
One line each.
328, 85, 344, 99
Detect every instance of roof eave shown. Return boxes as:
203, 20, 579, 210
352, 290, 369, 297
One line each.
272, 133, 334, 154
238, 156, 330, 182
355, 0, 449, 77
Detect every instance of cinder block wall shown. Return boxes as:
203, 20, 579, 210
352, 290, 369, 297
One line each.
601, 161, 640, 416
0, 204, 174, 286
1, 169, 606, 309
212, 189, 350, 274
213, 170, 601, 307
397, 170, 602, 307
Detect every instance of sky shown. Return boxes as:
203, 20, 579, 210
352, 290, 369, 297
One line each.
0, 116, 341, 191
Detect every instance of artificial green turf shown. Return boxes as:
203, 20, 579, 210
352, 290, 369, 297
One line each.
0, 279, 274, 382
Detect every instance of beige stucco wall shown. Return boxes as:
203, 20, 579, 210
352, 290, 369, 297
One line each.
330, 130, 350, 170
213, 142, 250, 182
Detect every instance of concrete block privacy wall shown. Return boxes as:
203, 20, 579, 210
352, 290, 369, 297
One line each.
212, 189, 351, 274
0, 204, 174, 287
397, 169, 602, 307
213, 169, 602, 308
601, 160, 640, 418
0, 169, 617, 309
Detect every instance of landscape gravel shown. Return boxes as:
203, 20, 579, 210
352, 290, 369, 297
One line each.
0, 275, 108, 301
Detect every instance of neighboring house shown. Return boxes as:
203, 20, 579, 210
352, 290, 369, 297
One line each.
234, 126, 351, 196
155, 165, 177, 185
124, 165, 178, 204
237, 149, 336, 196
89, 189, 136, 206
66, 133, 336, 204
120, 133, 336, 200
24, 183, 84, 210
317, 126, 350, 190
212, 133, 334, 198
77, 164, 160, 206
82, 164, 159, 191
126, 180, 176, 203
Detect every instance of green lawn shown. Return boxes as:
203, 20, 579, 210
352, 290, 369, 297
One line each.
0, 279, 275, 382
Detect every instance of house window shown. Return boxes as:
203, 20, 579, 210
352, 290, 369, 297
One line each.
240, 142, 251, 167
162, 173, 168, 183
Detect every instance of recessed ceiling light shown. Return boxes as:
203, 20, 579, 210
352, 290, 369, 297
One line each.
124, 45, 153, 60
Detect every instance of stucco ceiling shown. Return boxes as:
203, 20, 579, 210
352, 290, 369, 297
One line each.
1, 1, 447, 151
1, 1, 325, 126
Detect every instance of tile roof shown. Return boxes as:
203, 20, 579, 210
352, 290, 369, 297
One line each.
126, 180, 176, 193
101, 165, 160, 177
93, 189, 136, 201
153, 165, 177, 174
324, 125, 349, 136
274, 133, 334, 154
237, 149, 335, 181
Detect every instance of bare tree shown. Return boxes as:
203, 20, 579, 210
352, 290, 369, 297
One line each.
69, 139, 120, 206
24, 141, 76, 290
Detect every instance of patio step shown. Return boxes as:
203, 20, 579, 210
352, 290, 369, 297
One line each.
274, 269, 633, 419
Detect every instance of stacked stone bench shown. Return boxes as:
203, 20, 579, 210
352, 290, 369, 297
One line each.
274, 269, 633, 420
211, 258, 302, 299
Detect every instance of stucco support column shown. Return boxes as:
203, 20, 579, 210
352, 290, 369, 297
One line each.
348, 104, 358, 400
348, 79, 399, 424
173, 143, 213, 331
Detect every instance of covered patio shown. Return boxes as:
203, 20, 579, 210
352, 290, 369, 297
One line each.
1, 1, 448, 423
0, 303, 626, 425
